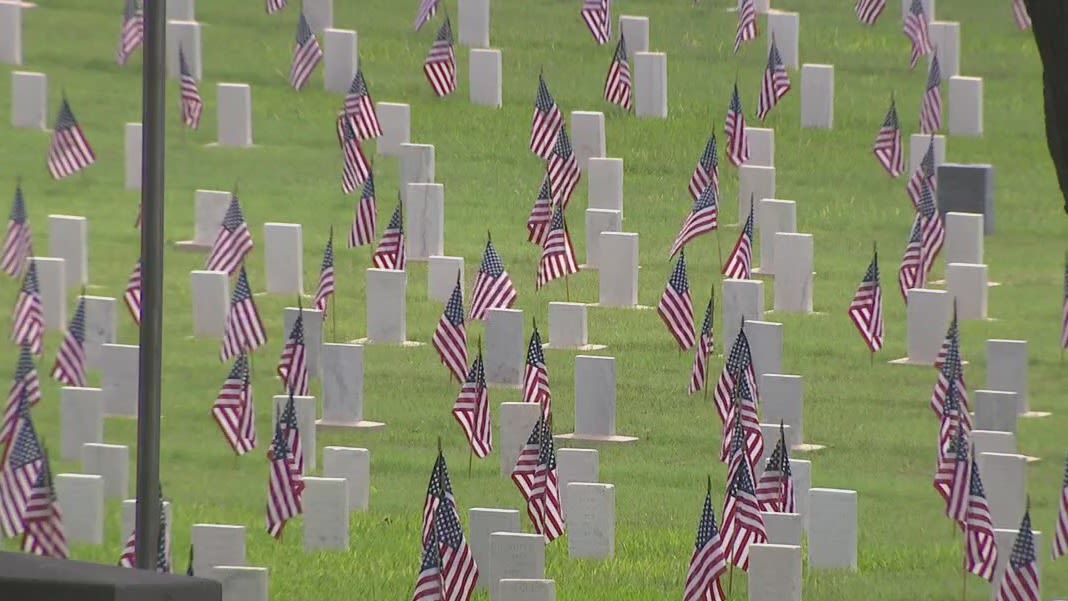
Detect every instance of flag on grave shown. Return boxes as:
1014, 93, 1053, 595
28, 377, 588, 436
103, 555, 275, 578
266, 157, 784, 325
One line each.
340, 114, 372, 192
669, 186, 719, 259
920, 55, 943, 134
266, 0, 287, 15
510, 416, 564, 541
903, 0, 934, 69
372, 201, 406, 270
123, 259, 142, 327
212, 353, 257, 456
289, 13, 324, 91
470, 238, 518, 320
531, 75, 564, 160
995, 509, 1040, 601
522, 324, 551, 417
424, 18, 457, 97
712, 325, 758, 424
421, 452, 478, 601
581, 0, 611, 45
526, 177, 554, 246
938, 424, 969, 522
314, 229, 336, 318
221, 266, 268, 361
119, 487, 170, 571
277, 308, 309, 397
724, 84, 750, 167
936, 367, 970, 472
603, 34, 632, 111
116, 0, 144, 66
412, 525, 445, 601
1053, 453, 1068, 559
0, 392, 41, 537
422, 453, 455, 545
934, 305, 963, 370
720, 410, 767, 570
898, 218, 926, 302
452, 350, 492, 458
52, 296, 87, 387
432, 273, 469, 383
873, 98, 904, 177
277, 393, 305, 479
12, 260, 44, 356
47, 98, 96, 180
205, 192, 254, 276
413, 0, 441, 32
657, 251, 695, 351
266, 406, 303, 538
932, 308, 968, 416
689, 134, 720, 203
848, 248, 884, 352
547, 128, 581, 210
344, 68, 384, 141
1011, 0, 1031, 31
734, 0, 758, 53
178, 46, 204, 129
1, 346, 41, 452
536, 205, 579, 290
757, 36, 791, 121
855, 0, 887, 26
755, 423, 795, 513
720, 372, 763, 473
964, 452, 998, 581
349, 174, 378, 247
683, 482, 728, 601
688, 295, 715, 395
722, 201, 754, 279
916, 181, 944, 276
906, 136, 937, 209
21, 445, 68, 559
1, 182, 31, 279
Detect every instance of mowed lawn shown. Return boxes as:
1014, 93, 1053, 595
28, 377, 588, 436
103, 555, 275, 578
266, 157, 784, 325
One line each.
1, 0, 1066, 599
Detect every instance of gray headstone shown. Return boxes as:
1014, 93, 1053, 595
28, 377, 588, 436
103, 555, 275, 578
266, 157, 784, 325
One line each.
48, 215, 88, 287
82, 296, 116, 371
216, 83, 253, 147
0, 1, 23, 65
11, 71, 46, 129
936, 164, 994, 235
60, 387, 104, 461
101, 343, 139, 417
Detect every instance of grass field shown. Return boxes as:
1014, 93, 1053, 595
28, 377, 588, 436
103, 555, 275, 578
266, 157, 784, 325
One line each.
1, 0, 1067, 599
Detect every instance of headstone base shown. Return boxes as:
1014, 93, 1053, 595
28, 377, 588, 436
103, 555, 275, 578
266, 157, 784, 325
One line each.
553, 433, 639, 444
315, 418, 386, 431
349, 338, 425, 348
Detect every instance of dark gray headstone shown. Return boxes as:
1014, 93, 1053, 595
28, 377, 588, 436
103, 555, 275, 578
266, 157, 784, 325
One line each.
936, 163, 995, 235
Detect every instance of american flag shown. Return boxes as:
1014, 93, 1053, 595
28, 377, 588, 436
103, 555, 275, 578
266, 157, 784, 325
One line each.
712, 324, 758, 424
903, 0, 933, 69
603, 33, 632, 111
683, 482, 728, 601
343, 68, 383, 141
423, 18, 456, 97
848, 249, 884, 352
936, 365, 971, 469
116, 0, 143, 66
1, 346, 42, 452
1011, 0, 1031, 30
898, 218, 926, 301
277, 308, 309, 396
470, 238, 518, 320
212, 354, 256, 456
421, 453, 456, 545
124, 259, 142, 327
1062, 255, 1068, 351
522, 324, 551, 417
412, 526, 445, 601
724, 85, 750, 167
276, 393, 305, 479
938, 424, 969, 521
719, 372, 764, 473
0, 393, 41, 537
547, 128, 581, 210
289, 14, 324, 91
755, 423, 795, 513
757, 36, 791, 121
720, 420, 767, 571
995, 509, 1040, 601
916, 180, 945, 276
118, 488, 170, 571
855, 0, 887, 25
314, 229, 336, 318
734, 0, 758, 53
536, 205, 579, 290
372, 201, 406, 270
1053, 453, 1067, 559
11, 260, 44, 356
349, 174, 378, 247
432, 485, 479, 601
688, 295, 715, 396
722, 202, 754, 280
906, 136, 937, 209
526, 177, 553, 246
51, 296, 87, 387
413, 0, 441, 32
266, 411, 303, 538
178, 46, 204, 129
580, 0, 611, 45
920, 55, 943, 134
205, 192, 254, 276
530, 75, 564, 160
510, 417, 565, 541
964, 453, 998, 580
689, 134, 720, 202
873, 98, 904, 178
267, 0, 287, 15
20, 446, 68, 559
452, 350, 492, 459
432, 273, 468, 383
340, 114, 372, 193
669, 186, 719, 258
931, 318, 971, 443
220, 266, 268, 362
1, 182, 31, 278
657, 251, 695, 351
47, 98, 97, 180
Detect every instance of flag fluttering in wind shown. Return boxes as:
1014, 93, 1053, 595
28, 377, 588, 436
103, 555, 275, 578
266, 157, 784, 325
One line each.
411, 525, 445, 601
688, 294, 715, 396
712, 324, 758, 424
178, 45, 204, 129
349, 174, 378, 247
413, 0, 441, 32
314, 229, 336, 318
526, 177, 554, 246
755, 423, 795, 512
123, 259, 142, 327
683, 479, 728, 601
372, 201, 406, 270
423, 18, 457, 97
603, 34, 632, 111
220, 266, 268, 361
531, 75, 564, 160
522, 323, 551, 418
547, 129, 581, 210
510, 416, 564, 541
720, 403, 767, 571
962, 446, 998, 580
340, 115, 372, 193
689, 134, 720, 203
669, 186, 719, 259
266, 0, 287, 15
855, 0, 887, 25
873, 97, 904, 177
919, 54, 943, 134
848, 247, 884, 352
452, 349, 492, 459
47, 98, 96, 180
719, 371, 764, 472
995, 507, 1040, 601
289, 14, 324, 91
2, 181, 32, 279
277, 308, 309, 397
722, 202, 754, 280
903, 0, 934, 69
536, 206, 579, 290
52, 296, 87, 387
724, 84, 750, 167
916, 180, 944, 276
421, 452, 479, 601
581, 0, 611, 45
1053, 453, 1068, 559
658, 251, 695, 351
757, 36, 791, 121
1, 347, 41, 451
116, 0, 144, 66
344, 68, 383, 141
906, 136, 937, 209
470, 237, 518, 320
734, 0, 758, 53
0, 392, 43, 538
205, 192, 254, 276
898, 218, 926, 302
213, 353, 256, 456
20, 445, 68, 559
266, 402, 303, 538
12, 260, 44, 356
432, 273, 468, 383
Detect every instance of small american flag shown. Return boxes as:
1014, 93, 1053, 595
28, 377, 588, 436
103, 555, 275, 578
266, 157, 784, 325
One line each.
547, 128, 581, 210
124, 259, 142, 327
757, 36, 791, 121
689, 134, 720, 202
266, 411, 303, 538
12, 260, 44, 356
936, 370, 971, 469
1, 182, 32, 278
734, 0, 758, 53
470, 238, 518, 320
277, 309, 309, 396
220, 266, 268, 362
421, 453, 456, 546
372, 201, 406, 270
531, 75, 564, 160
719, 373, 764, 473
526, 177, 554, 246
452, 350, 492, 459
855, 0, 887, 25
1, 346, 42, 452
205, 192, 254, 276
898, 218, 926, 301
964, 454, 998, 580
916, 180, 945, 276
603, 33, 632, 111
20, 446, 68, 559
51, 296, 87, 387
1052, 453, 1067, 559
413, 0, 441, 32
116, 0, 144, 66
432, 272, 469, 383
276, 393, 305, 479
178, 46, 204, 129
289, 14, 324, 91
931, 316, 971, 434
47, 98, 97, 180
340, 114, 372, 193
722, 202, 754, 279
510, 416, 565, 541
848, 249, 884, 352
720, 422, 767, 571
523, 324, 551, 419
580, 0, 611, 45
314, 229, 336, 318
1062, 254, 1068, 351
688, 295, 715, 396
938, 424, 969, 521
349, 174, 377, 247
873, 98, 904, 178
920, 55, 943, 134
412, 526, 445, 601
118, 488, 170, 571
343, 69, 383, 141
996, 509, 1040, 601
906, 136, 937, 210
212, 354, 256, 456
755, 423, 795, 513
683, 483, 728, 601
1011, 0, 1031, 30
266, 0, 287, 15
423, 18, 456, 97
433, 485, 479, 601
903, 0, 933, 69
669, 186, 719, 258
724, 85, 750, 167
0, 393, 42, 537
536, 205, 579, 290
658, 251, 695, 351
712, 325, 758, 424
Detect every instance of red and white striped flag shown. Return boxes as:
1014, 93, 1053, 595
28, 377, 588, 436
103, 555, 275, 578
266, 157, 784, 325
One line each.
898, 218, 926, 301
212, 354, 256, 456
11, 260, 44, 356
413, 0, 441, 32
220, 266, 268, 361
266, 0, 287, 15
289, 14, 324, 91
452, 350, 492, 458
734, 0, 758, 53
938, 424, 969, 521
372, 202, 406, 271
719, 375, 764, 472
722, 202, 754, 280
510, 416, 565, 541
855, 0, 887, 25
689, 134, 720, 202
995, 509, 1040, 601
547, 129, 581, 210
522, 324, 551, 417
314, 229, 336, 318
421, 453, 455, 545
1, 346, 42, 452
757, 36, 791, 121
339, 114, 372, 193
526, 177, 553, 246
688, 295, 715, 396
920, 55, 943, 134
20, 446, 68, 559
266, 409, 303, 538
205, 192, 254, 276
603, 33, 632, 111
51, 296, 87, 387
724, 85, 750, 167
470, 238, 518, 320
531, 75, 563, 160
277, 309, 309, 397
423, 18, 456, 97
412, 527, 445, 601
580, 0, 611, 45
903, 0, 933, 69
906, 136, 937, 210
432, 272, 468, 383
178, 45, 203, 129
712, 326, 758, 424
432, 488, 479, 601
349, 174, 377, 247
0, 393, 42, 538
669, 186, 719, 258
1, 182, 32, 279
755, 423, 795, 513
343, 68, 383, 141
536, 206, 579, 290
873, 98, 904, 178
848, 248, 884, 352
123, 259, 142, 327
116, 0, 143, 66
916, 180, 945, 276
964, 453, 998, 581
683, 482, 728, 601
1011, 0, 1031, 30
720, 416, 767, 571
657, 251, 695, 350
47, 98, 96, 180
1053, 453, 1067, 559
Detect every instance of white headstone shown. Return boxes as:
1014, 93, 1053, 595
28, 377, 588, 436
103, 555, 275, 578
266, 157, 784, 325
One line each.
900, 0, 935, 21
745, 320, 783, 380
598, 232, 639, 308
499, 403, 543, 476
213, 566, 268, 601
486, 308, 525, 386
468, 508, 520, 592
101, 343, 139, 417
755, 199, 796, 276
723, 278, 765, 352
974, 390, 1018, 434
376, 102, 410, 157
323, 29, 357, 94
556, 448, 598, 520
470, 49, 502, 107
587, 158, 623, 214
82, 296, 116, 371
271, 394, 318, 470
263, 223, 304, 295
759, 374, 803, 449
0, 1, 22, 65
322, 446, 370, 512
991, 528, 1044, 598
399, 143, 435, 205
192, 524, 246, 576
124, 123, 142, 191
216, 83, 253, 147
32, 257, 65, 332
583, 209, 622, 269
559, 355, 638, 443
618, 15, 649, 53
318, 343, 382, 430
48, 215, 88, 287
121, 499, 173, 547
283, 307, 323, 378
948, 76, 982, 137
772, 233, 813, 313
908, 134, 947, 175
947, 263, 989, 320
748, 543, 802, 601
766, 11, 800, 69
498, 579, 556, 601
754, 0, 770, 14
633, 52, 668, 119
792, 459, 811, 530
11, 71, 46, 129
166, 20, 202, 80
566, 483, 615, 559
365, 268, 407, 344
302, 477, 348, 551
977, 452, 1026, 530
304, 0, 333, 32
167, 0, 195, 20
972, 430, 1017, 456
808, 488, 857, 570
55, 473, 104, 544
895, 288, 950, 365
82, 443, 129, 500
490, 532, 546, 601
176, 189, 232, 251
986, 339, 1028, 414
928, 21, 959, 77
738, 166, 776, 226
428, 256, 464, 302
760, 512, 801, 547
944, 212, 983, 264
60, 387, 103, 461
572, 112, 606, 170
746, 127, 775, 168
547, 302, 589, 349
405, 183, 445, 261
800, 64, 833, 129
458, 0, 490, 47
190, 270, 229, 338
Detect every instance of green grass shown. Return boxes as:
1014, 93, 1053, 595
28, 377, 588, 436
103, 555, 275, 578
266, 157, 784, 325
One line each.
1, 0, 1067, 599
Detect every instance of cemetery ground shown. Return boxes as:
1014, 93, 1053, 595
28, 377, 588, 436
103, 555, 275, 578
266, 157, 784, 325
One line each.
0, 0, 1066, 599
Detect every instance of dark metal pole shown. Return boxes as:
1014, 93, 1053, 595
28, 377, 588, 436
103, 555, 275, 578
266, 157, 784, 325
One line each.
135, 0, 166, 571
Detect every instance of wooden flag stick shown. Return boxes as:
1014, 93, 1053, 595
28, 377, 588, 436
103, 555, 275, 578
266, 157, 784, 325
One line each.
331, 298, 337, 342
728, 564, 734, 596
961, 522, 968, 601
715, 229, 725, 272
468, 447, 473, 477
